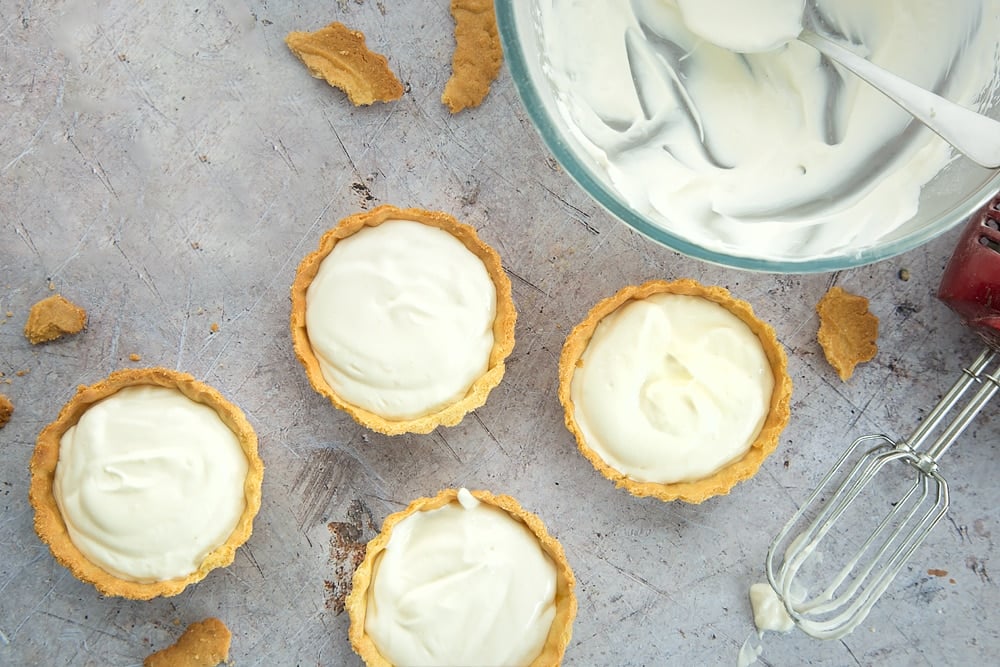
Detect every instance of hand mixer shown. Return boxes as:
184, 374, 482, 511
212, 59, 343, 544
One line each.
765, 194, 1000, 640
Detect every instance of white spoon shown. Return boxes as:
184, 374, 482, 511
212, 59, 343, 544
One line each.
676, 0, 1000, 169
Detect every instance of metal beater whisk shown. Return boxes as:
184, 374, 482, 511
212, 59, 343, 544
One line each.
765, 194, 1000, 640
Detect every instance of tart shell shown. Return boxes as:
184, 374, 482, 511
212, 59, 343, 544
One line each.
558, 279, 792, 503
346, 488, 577, 666
290, 205, 517, 435
28, 367, 264, 600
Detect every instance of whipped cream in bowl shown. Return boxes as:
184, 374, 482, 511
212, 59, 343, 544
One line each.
498, 0, 1000, 271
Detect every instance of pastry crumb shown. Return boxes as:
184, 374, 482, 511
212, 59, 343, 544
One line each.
285, 22, 404, 106
24, 295, 87, 344
816, 286, 878, 381
210, 322, 219, 333
130, 353, 142, 362
143, 617, 232, 667
0, 394, 13, 429
15, 369, 29, 377
5, 311, 12, 318
442, 0, 502, 113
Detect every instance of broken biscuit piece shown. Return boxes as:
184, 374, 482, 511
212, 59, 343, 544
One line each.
24, 294, 87, 344
442, 0, 503, 113
143, 617, 232, 667
285, 22, 404, 106
816, 286, 879, 381
0, 394, 13, 429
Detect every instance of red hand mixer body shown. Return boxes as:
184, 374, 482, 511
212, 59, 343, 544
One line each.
765, 194, 1000, 640
938, 195, 1000, 347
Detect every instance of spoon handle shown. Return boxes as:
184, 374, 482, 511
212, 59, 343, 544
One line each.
800, 29, 1000, 169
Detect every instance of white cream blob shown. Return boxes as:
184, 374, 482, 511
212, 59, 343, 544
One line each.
365, 491, 558, 667
53, 385, 249, 582
737, 582, 799, 666
536, 0, 1000, 261
749, 582, 795, 633
305, 220, 497, 420
571, 293, 773, 484
677, 0, 804, 53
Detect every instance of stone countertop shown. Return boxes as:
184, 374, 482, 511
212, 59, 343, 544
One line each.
1, 1, 997, 665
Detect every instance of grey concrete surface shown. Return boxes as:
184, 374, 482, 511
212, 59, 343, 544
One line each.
1, 1, 997, 665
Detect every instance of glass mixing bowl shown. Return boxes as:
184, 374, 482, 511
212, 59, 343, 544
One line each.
497, 1, 1000, 273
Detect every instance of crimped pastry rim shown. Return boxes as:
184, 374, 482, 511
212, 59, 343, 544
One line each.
558, 279, 792, 503
28, 367, 264, 600
290, 205, 517, 435
346, 488, 577, 666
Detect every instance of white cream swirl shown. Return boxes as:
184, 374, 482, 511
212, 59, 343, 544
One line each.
53, 385, 249, 582
365, 490, 558, 666
305, 219, 496, 420
571, 293, 773, 483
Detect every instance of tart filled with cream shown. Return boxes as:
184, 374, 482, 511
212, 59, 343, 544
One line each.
347, 488, 576, 666
291, 205, 516, 435
29, 367, 263, 599
559, 279, 791, 502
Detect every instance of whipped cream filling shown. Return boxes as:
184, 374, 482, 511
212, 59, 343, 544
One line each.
535, 0, 1000, 261
53, 385, 249, 582
571, 293, 773, 484
365, 490, 558, 667
305, 219, 496, 420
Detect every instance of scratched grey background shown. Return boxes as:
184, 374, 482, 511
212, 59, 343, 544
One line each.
1, 1, 998, 665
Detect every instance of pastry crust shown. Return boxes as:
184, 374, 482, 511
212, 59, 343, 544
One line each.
0, 393, 12, 429
442, 0, 503, 113
143, 617, 232, 667
28, 367, 264, 600
558, 279, 792, 503
816, 286, 879, 381
285, 22, 404, 106
290, 204, 516, 435
24, 294, 87, 344
346, 488, 577, 667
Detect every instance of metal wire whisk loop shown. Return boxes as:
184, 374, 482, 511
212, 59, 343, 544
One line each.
766, 348, 1000, 640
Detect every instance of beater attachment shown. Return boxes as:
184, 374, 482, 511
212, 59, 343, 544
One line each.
766, 349, 999, 639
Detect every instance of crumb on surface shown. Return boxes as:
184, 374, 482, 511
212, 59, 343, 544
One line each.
143, 617, 231, 667
130, 353, 142, 362
816, 286, 879, 381
0, 394, 13, 429
210, 322, 219, 333
24, 294, 87, 344
285, 22, 403, 106
15, 370, 29, 377
442, 0, 502, 113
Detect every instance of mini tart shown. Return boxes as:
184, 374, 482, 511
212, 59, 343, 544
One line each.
290, 205, 516, 435
29, 367, 264, 600
558, 279, 792, 503
346, 488, 577, 667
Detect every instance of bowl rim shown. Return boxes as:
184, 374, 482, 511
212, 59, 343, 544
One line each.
496, 1, 1000, 273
